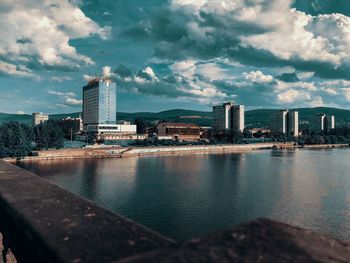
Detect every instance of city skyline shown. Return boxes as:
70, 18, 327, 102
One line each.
2, 1, 350, 114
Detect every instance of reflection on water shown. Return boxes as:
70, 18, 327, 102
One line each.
17, 148, 350, 241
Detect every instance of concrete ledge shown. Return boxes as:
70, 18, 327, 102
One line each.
0, 161, 174, 263
118, 219, 350, 263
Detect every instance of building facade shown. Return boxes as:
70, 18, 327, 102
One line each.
231, 105, 245, 132
324, 115, 335, 131
32, 112, 49, 126
83, 78, 117, 132
271, 110, 288, 134
309, 114, 325, 133
213, 102, 233, 131
271, 110, 299, 137
57, 117, 83, 139
157, 122, 201, 141
82, 78, 137, 138
287, 111, 299, 137
309, 114, 335, 133
212, 102, 245, 132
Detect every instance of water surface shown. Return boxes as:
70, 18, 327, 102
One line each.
17, 149, 350, 241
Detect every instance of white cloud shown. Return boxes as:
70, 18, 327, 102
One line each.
102, 66, 115, 78
196, 63, 230, 81
343, 88, 350, 102
323, 88, 338, 95
65, 97, 82, 106
309, 96, 324, 107
276, 81, 317, 91
297, 72, 314, 80
277, 89, 311, 104
16, 110, 25, 114
168, 0, 350, 70
48, 90, 76, 97
243, 71, 273, 83
83, 74, 94, 81
143, 67, 157, 80
171, 60, 196, 79
51, 76, 72, 82
0, 0, 111, 76
0, 61, 34, 78
48, 89, 81, 107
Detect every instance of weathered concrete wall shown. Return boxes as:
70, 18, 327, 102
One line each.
118, 219, 350, 263
0, 161, 174, 263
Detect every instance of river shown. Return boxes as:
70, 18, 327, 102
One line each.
17, 148, 350, 241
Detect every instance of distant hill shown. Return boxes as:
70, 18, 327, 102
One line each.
118, 109, 213, 126
0, 113, 32, 124
0, 107, 349, 128
294, 107, 350, 126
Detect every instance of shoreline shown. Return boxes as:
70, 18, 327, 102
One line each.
3, 143, 349, 163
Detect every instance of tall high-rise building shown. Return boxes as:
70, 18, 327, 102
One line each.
271, 109, 299, 137
232, 105, 245, 132
310, 114, 325, 133
324, 115, 335, 131
309, 114, 335, 133
212, 102, 245, 132
82, 78, 136, 137
213, 102, 233, 131
32, 112, 49, 126
287, 111, 299, 137
271, 110, 288, 134
83, 78, 116, 132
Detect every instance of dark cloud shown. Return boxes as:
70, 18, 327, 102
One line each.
114, 64, 133, 78
293, 0, 350, 16
212, 79, 276, 107
277, 73, 300, 82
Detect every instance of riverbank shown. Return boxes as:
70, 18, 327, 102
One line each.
3, 143, 349, 163
4, 143, 290, 162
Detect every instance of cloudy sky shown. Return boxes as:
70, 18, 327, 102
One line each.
2, 0, 350, 114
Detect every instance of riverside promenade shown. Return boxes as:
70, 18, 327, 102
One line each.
4, 143, 349, 163
5, 143, 296, 162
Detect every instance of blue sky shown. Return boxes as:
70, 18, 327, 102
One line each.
1, 0, 350, 114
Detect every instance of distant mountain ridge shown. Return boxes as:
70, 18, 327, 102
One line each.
1, 107, 349, 127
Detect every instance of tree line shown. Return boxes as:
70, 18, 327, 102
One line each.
0, 120, 64, 158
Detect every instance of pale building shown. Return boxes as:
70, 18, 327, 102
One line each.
287, 111, 299, 137
271, 110, 288, 134
232, 105, 245, 132
310, 114, 325, 133
83, 78, 117, 132
271, 110, 299, 137
32, 112, 49, 126
309, 114, 335, 133
82, 78, 136, 137
213, 102, 233, 131
212, 102, 245, 132
325, 115, 335, 131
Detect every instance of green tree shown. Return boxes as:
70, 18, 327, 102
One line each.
35, 120, 64, 150
0, 122, 33, 158
134, 118, 147, 134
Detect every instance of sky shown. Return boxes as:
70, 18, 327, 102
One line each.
1, 0, 350, 114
